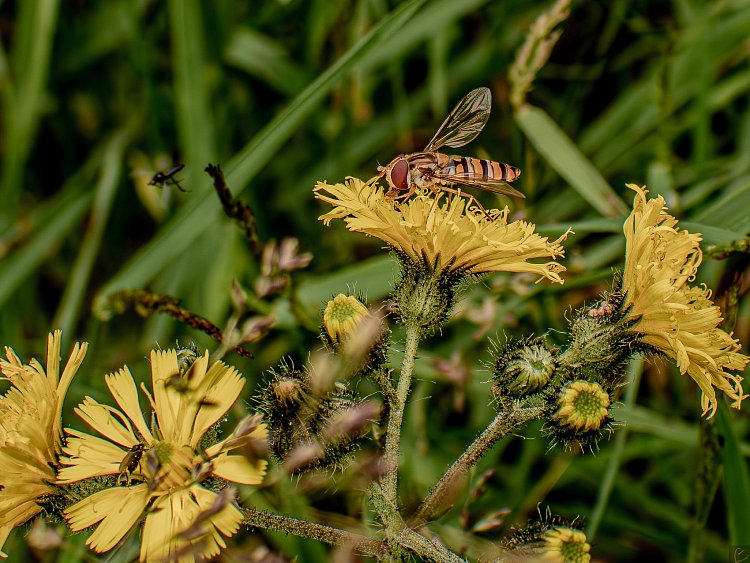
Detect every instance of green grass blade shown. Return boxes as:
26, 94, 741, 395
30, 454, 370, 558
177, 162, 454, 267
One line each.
0, 0, 60, 226
169, 0, 217, 170
717, 402, 750, 544
0, 193, 92, 308
586, 357, 643, 540
94, 0, 427, 308
297, 255, 396, 309
225, 28, 309, 95
53, 131, 128, 335
516, 104, 628, 217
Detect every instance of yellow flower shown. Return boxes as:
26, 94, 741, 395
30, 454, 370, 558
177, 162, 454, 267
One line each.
0, 331, 87, 558
323, 294, 370, 343
314, 177, 571, 282
58, 349, 267, 562
538, 527, 591, 562
622, 184, 749, 417
555, 381, 610, 431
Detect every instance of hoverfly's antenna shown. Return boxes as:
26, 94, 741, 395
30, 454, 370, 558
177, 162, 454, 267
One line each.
376, 162, 385, 177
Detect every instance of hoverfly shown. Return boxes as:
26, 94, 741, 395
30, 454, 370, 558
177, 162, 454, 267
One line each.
148, 163, 187, 192
378, 87, 522, 217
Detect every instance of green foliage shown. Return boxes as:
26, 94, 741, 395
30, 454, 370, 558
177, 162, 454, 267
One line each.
1, 0, 749, 560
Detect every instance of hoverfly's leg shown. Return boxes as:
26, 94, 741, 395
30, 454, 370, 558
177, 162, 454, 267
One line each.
387, 184, 417, 202
393, 187, 417, 201
433, 184, 493, 220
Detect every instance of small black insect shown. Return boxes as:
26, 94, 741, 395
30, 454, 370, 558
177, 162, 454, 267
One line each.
148, 164, 187, 191
118, 443, 146, 486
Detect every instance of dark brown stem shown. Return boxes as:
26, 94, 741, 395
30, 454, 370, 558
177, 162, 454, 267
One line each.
109, 289, 254, 359
241, 508, 385, 557
204, 163, 262, 260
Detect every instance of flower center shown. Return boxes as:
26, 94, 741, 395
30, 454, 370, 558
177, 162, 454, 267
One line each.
555, 381, 610, 431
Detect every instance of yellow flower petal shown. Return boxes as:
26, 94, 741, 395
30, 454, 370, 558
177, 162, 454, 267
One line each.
58, 429, 128, 483
211, 455, 268, 485
314, 178, 571, 282
141, 490, 201, 562
73, 396, 139, 448
105, 368, 153, 444
65, 484, 149, 552
0, 332, 87, 557
192, 487, 242, 535
150, 349, 183, 443
622, 184, 749, 416
187, 362, 245, 449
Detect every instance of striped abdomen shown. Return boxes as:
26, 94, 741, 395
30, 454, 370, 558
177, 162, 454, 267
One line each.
438, 156, 520, 182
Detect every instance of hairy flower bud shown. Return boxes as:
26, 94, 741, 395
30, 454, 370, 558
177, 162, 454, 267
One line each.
258, 361, 369, 473
492, 338, 556, 398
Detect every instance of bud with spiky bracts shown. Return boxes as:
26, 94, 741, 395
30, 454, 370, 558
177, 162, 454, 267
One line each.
557, 280, 643, 387
256, 363, 310, 463
257, 361, 372, 473
391, 252, 470, 333
500, 507, 591, 562
175, 341, 200, 373
491, 337, 557, 401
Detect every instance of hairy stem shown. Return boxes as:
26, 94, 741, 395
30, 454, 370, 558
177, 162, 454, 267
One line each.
242, 508, 385, 557
395, 528, 467, 563
381, 322, 421, 506
412, 406, 544, 524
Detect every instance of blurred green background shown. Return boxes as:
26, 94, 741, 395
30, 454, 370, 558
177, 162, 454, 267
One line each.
1, 0, 750, 560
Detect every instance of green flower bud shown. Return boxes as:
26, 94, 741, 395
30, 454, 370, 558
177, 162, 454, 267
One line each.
492, 338, 556, 398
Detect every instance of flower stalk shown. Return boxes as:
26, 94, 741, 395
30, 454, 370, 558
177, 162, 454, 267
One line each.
381, 321, 421, 505
241, 508, 385, 558
412, 406, 545, 525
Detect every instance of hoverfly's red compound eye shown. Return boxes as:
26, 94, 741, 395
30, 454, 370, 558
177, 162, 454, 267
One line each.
389, 158, 409, 191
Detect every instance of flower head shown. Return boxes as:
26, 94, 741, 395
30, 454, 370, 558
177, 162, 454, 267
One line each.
554, 381, 610, 432
58, 349, 267, 562
323, 294, 370, 343
0, 331, 87, 557
314, 177, 571, 281
622, 184, 749, 417
538, 526, 591, 562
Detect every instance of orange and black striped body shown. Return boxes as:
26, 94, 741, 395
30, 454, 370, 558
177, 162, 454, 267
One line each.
435, 153, 520, 183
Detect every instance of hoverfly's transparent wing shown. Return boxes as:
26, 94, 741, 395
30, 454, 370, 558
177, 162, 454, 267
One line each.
424, 87, 492, 152
431, 170, 525, 199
